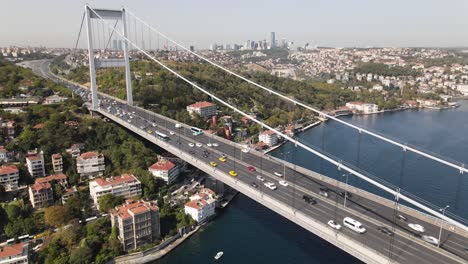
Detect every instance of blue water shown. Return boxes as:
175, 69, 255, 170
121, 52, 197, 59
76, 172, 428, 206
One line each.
155, 100, 468, 264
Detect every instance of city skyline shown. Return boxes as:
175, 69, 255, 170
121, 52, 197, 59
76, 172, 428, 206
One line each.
1, 0, 468, 49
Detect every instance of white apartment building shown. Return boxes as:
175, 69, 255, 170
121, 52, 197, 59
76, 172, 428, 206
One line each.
28, 182, 53, 208
186, 101, 216, 119
89, 174, 142, 208
111, 200, 160, 251
0, 165, 19, 192
0, 243, 29, 264
259, 130, 278, 147
184, 188, 216, 223
345, 102, 379, 114
76, 151, 105, 179
148, 159, 180, 184
0, 146, 8, 162
26, 149, 45, 178
51, 153, 63, 173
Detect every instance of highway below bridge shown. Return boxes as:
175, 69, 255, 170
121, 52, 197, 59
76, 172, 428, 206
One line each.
28, 59, 468, 264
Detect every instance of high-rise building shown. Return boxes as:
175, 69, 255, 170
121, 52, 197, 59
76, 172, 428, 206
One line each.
76, 151, 105, 179
51, 153, 63, 173
26, 149, 45, 178
270, 32, 276, 49
0, 165, 19, 192
89, 174, 142, 208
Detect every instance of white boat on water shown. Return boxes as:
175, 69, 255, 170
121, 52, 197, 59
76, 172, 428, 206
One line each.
214, 251, 224, 260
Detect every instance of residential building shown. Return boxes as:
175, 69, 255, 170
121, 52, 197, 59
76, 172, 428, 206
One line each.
0, 243, 29, 264
345, 102, 379, 114
186, 101, 216, 118
259, 130, 278, 147
184, 188, 216, 223
0, 146, 7, 162
110, 200, 160, 251
89, 174, 142, 208
76, 151, 105, 179
1, 120, 16, 140
51, 153, 63, 173
26, 149, 45, 178
148, 159, 180, 184
65, 143, 85, 158
28, 182, 53, 208
35, 173, 68, 186
61, 186, 77, 204
0, 165, 19, 192
43, 94, 68, 104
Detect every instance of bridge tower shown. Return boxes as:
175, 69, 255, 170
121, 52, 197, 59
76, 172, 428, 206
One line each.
84, 5, 133, 109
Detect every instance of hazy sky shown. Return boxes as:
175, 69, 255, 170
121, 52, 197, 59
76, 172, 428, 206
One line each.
1, 0, 468, 48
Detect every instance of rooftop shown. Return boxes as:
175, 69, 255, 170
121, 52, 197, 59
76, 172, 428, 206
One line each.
0, 243, 25, 258
79, 151, 100, 159
30, 181, 51, 192
94, 173, 138, 187
35, 173, 67, 184
111, 199, 158, 220
0, 165, 18, 175
149, 159, 176, 171
187, 101, 215, 109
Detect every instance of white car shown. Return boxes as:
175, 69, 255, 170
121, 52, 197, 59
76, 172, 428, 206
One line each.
264, 182, 277, 190
241, 148, 250, 153
152, 123, 157, 127
188, 143, 195, 147
196, 143, 203, 148
274, 172, 283, 177
175, 123, 182, 128
256, 175, 265, 181
408, 223, 425, 233
207, 143, 213, 147
421, 235, 439, 246
327, 220, 342, 230
278, 180, 289, 187
343, 217, 366, 234
212, 143, 219, 147
169, 131, 175, 135
127, 119, 131, 123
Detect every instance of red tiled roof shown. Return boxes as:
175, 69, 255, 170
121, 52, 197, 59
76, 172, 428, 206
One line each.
80, 151, 99, 159
35, 173, 67, 184
26, 155, 42, 161
149, 159, 176, 171
31, 182, 51, 191
111, 199, 158, 220
260, 130, 276, 135
0, 165, 18, 175
94, 174, 137, 187
32, 123, 44, 129
0, 243, 24, 258
188, 101, 215, 109
185, 199, 208, 210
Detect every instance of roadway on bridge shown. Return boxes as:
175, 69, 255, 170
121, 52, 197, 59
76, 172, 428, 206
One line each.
30, 60, 468, 263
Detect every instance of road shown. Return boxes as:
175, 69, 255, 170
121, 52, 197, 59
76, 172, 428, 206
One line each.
28, 59, 468, 264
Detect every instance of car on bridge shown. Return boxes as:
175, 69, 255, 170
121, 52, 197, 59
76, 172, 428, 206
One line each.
327, 220, 342, 230
343, 217, 366, 234
188, 143, 195, 147
229, 170, 238, 177
377, 226, 394, 236
408, 223, 425, 233
196, 143, 203, 148
210, 161, 217, 167
422, 235, 439, 246
241, 148, 250, 153
318, 188, 329, 197
250, 182, 258, 188
218, 157, 226, 162
274, 172, 283, 177
247, 166, 256, 172
169, 131, 175, 135
264, 182, 277, 190
302, 195, 316, 204
278, 180, 289, 187
256, 175, 265, 182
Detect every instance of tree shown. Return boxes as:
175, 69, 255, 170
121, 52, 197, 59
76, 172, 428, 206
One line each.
44, 205, 71, 228
98, 194, 124, 212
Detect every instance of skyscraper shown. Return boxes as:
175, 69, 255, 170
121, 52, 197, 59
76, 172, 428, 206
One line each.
270, 32, 276, 49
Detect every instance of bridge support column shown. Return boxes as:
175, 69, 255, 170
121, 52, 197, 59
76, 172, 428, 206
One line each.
121, 8, 133, 106
85, 5, 99, 110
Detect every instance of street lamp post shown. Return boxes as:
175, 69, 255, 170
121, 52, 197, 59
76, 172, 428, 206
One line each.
438, 205, 450, 248
343, 173, 350, 208
280, 151, 290, 181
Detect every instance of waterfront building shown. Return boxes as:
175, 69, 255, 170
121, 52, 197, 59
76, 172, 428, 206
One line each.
148, 159, 180, 184
0, 243, 29, 264
51, 153, 63, 173
110, 199, 160, 251
76, 151, 105, 179
26, 149, 45, 178
89, 174, 142, 208
186, 101, 216, 119
259, 130, 278, 147
184, 189, 216, 223
345, 102, 379, 114
0, 165, 19, 191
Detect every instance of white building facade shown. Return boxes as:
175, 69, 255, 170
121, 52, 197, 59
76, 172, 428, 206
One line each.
89, 174, 142, 208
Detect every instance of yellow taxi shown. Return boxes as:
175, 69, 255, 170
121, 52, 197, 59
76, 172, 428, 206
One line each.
210, 161, 217, 167
218, 156, 227, 162
229, 170, 238, 177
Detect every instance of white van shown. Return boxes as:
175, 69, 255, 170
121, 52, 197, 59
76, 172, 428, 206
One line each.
343, 217, 366, 234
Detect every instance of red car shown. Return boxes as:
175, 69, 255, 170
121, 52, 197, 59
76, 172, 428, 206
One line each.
247, 166, 256, 172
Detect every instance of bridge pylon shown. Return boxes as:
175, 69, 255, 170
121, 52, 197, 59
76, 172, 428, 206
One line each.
84, 5, 133, 109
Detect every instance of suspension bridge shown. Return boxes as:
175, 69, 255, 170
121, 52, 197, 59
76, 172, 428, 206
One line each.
28, 5, 468, 263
